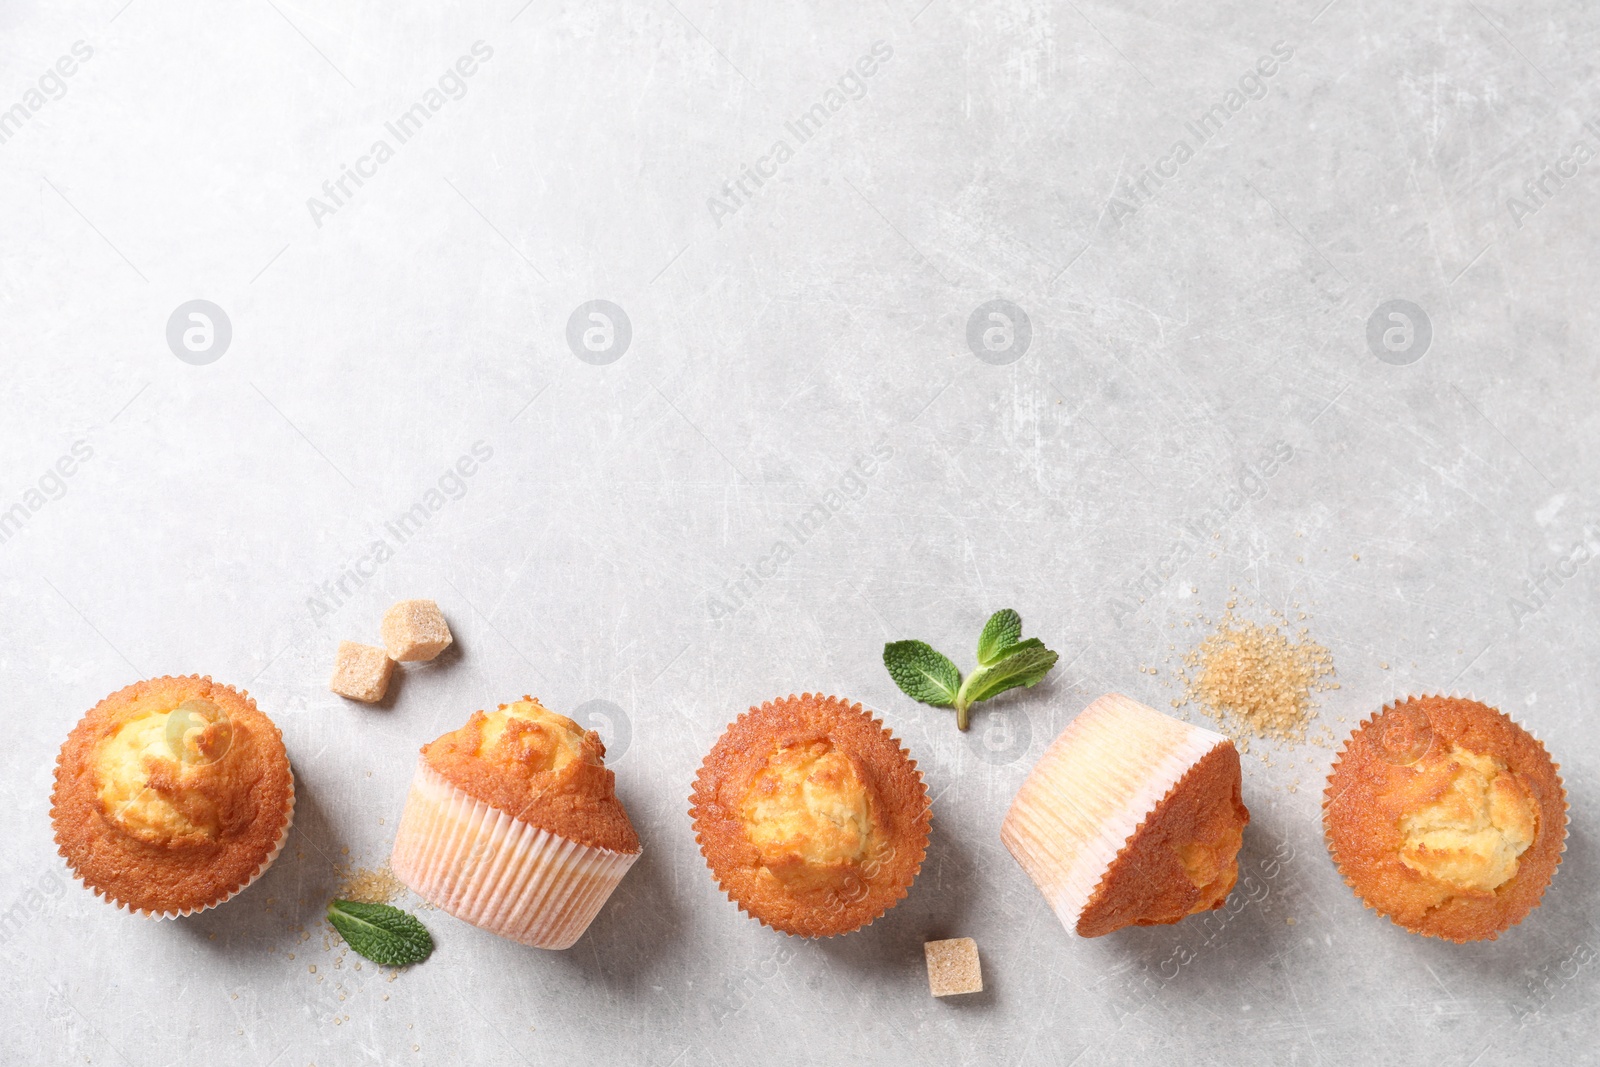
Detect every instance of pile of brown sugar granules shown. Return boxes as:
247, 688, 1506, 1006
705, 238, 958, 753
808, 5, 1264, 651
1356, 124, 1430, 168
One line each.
336, 863, 404, 905
1176, 607, 1337, 744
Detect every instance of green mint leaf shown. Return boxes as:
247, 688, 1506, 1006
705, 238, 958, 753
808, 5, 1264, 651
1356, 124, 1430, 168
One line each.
976, 609, 1023, 666
957, 643, 1059, 711
985, 635, 1045, 664
882, 640, 961, 707
327, 900, 434, 967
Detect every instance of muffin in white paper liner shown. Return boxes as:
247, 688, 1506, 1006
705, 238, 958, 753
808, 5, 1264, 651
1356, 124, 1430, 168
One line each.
52, 675, 297, 920
1323, 692, 1567, 942
1001, 693, 1249, 937
391, 759, 639, 950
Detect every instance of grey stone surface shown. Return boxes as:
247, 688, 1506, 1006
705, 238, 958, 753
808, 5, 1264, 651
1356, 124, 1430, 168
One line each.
2, 1, 1596, 1063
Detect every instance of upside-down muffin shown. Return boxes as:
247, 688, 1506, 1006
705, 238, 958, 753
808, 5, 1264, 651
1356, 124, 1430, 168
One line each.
690, 694, 930, 937
51, 676, 295, 917
390, 696, 640, 950
1002, 693, 1250, 937
1323, 695, 1566, 942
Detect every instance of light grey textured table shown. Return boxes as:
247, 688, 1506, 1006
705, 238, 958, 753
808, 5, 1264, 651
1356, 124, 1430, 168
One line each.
2, 1, 1596, 1064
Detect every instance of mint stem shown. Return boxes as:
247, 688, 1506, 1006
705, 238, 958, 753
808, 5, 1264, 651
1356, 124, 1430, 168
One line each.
955, 670, 983, 730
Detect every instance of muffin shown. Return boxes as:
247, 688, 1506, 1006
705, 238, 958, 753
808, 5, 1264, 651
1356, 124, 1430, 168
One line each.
690, 693, 930, 937
389, 696, 640, 950
1002, 693, 1249, 937
51, 675, 295, 918
1323, 695, 1567, 942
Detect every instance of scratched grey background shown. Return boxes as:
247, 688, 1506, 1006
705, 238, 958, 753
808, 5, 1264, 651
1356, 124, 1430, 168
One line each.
2, 0, 1597, 1064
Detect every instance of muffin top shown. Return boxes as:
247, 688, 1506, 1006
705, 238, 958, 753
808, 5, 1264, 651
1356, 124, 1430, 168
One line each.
1323, 695, 1567, 942
691, 693, 930, 937
52, 676, 294, 914
422, 697, 639, 854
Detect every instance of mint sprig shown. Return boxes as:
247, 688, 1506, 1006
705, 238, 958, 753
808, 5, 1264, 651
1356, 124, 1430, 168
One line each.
327, 900, 434, 967
883, 609, 1059, 730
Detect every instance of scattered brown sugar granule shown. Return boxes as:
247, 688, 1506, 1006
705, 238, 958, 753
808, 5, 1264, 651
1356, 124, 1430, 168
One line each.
1179, 610, 1336, 742
337, 864, 404, 905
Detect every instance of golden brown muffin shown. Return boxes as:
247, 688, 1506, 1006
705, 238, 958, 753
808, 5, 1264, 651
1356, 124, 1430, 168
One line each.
1323, 695, 1567, 942
390, 696, 641, 949
690, 693, 930, 937
1002, 693, 1249, 937
419, 696, 638, 854
51, 676, 295, 917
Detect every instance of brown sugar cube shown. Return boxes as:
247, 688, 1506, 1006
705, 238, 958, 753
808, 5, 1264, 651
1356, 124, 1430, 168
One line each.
924, 938, 983, 997
330, 641, 394, 703
380, 599, 453, 662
